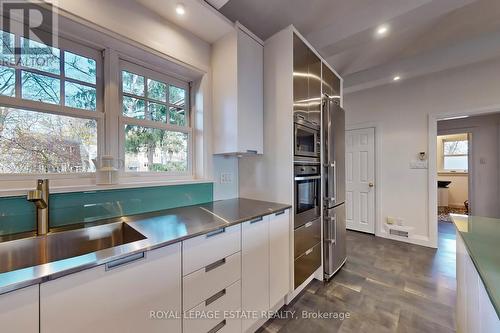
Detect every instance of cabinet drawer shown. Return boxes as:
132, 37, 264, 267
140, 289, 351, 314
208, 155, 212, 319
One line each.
294, 218, 321, 259
183, 280, 241, 333
294, 242, 321, 288
184, 252, 241, 311
183, 224, 241, 275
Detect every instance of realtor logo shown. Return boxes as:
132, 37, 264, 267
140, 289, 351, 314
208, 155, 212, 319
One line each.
0, 0, 58, 57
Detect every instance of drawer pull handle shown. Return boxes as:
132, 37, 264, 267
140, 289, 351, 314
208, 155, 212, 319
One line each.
206, 227, 226, 238
205, 289, 226, 306
105, 252, 145, 271
305, 221, 313, 228
208, 319, 226, 333
305, 248, 314, 256
205, 258, 226, 272
250, 217, 263, 224
275, 210, 286, 216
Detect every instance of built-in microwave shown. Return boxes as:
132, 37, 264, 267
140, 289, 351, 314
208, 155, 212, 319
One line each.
294, 120, 320, 159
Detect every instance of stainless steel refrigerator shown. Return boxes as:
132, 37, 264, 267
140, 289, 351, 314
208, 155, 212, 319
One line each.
322, 95, 347, 280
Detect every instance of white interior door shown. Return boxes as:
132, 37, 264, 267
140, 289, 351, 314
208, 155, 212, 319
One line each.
346, 128, 375, 233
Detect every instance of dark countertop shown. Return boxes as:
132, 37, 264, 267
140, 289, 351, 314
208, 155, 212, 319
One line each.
199, 198, 290, 224
451, 214, 500, 317
0, 198, 290, 295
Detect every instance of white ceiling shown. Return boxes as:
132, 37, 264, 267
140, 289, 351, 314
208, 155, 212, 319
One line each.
219, 0, 500, 92
137, 0, 233, 43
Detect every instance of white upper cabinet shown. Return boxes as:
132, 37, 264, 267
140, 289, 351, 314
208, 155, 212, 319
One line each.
0, 285, 39, 333
212, 24, 264, 155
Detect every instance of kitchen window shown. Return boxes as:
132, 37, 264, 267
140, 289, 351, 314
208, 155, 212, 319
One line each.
119, 61, 191, 174
443, 138, 468, 172
0, 28, 102, 174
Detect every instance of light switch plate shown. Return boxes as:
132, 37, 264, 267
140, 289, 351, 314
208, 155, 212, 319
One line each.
410, 161, 428, 169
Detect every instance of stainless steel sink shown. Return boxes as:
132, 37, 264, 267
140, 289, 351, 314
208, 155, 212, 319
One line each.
0, 222, 146, 274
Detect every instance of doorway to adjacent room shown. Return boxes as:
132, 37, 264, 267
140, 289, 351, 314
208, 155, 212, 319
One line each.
436, 132, 470, 225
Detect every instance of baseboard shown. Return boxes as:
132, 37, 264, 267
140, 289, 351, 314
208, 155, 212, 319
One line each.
376, 230, 434, 248
448, 203, 466, 209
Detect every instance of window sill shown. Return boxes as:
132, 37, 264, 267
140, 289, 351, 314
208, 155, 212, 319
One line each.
0, 178, 214, 198
438, 171, 468, 176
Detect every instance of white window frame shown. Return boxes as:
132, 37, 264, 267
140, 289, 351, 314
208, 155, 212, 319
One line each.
118, 60, 193, 178
0, 27, 104, 180
442, 138, 468, 173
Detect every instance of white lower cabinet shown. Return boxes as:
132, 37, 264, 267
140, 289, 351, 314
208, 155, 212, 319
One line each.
40, 243, 182, 333
182, 225, 243, 333
242, 215, 270, 332
31, 209, 290, 333
0, 285, 39, 332
269, 210, 291, 307
457, 232, 500, 333
183, 252, 241, 311
183, 280, 242, 333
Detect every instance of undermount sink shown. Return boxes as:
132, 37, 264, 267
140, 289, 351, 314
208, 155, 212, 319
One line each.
0, 222, 146, 274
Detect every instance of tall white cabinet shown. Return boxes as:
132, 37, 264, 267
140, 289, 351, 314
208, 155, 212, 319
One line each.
0, 285, 39, 333
269, 210, 291, 306
242, 210, 291, 333
242, 215, 270, 332
40, 243, 182, 333
212, 23, 264, 155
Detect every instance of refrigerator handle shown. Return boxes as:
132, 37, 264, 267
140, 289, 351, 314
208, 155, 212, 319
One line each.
323, 161, 336, 204
324, 214, 337, 244
333, 161, 337, 203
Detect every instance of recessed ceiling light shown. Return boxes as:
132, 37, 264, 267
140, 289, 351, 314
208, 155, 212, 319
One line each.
393, 75, 401, 81
176, 3, 186, 16
376, 24, 389, 36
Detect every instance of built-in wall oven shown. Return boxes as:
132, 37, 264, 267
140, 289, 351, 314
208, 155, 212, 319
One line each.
294, 119, 320, 159
293, 160, 321, 288
294, 162, 320, 228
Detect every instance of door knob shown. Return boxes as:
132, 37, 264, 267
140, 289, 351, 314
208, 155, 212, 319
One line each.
368, 182, 374, 188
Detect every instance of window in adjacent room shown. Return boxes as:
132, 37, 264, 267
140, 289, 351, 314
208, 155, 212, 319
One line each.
442, 136, 468, 172
0, 28, 102, 174
120, 61, 190, 174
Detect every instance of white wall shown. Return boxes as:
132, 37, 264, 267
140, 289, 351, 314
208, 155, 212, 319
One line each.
213, 156, 239, 200
438, 114, 500, 217
437, 174, 468, 208
344, 56, 500, 246
54, 0, 211, 72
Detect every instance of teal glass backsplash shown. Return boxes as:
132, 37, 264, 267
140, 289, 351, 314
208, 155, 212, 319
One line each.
0, 182, 213, 236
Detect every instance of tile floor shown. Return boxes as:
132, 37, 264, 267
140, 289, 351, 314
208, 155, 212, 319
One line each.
259, 223, 457, 332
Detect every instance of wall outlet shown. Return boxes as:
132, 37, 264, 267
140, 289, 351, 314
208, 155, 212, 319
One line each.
386, 216, 404, 226
220, 172, 233, 184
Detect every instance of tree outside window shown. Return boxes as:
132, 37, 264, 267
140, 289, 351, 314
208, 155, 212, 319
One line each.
120, 64, 190, 173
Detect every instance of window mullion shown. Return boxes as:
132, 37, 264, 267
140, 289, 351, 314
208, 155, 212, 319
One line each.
14, 35, 21, 99
60, 49, 65, 108
104, 48, 120, 159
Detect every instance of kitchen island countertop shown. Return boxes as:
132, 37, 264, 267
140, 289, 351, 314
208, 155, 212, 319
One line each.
451, 214, 500, 317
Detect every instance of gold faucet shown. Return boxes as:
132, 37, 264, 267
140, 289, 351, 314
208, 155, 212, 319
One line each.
27, 179, 49, 235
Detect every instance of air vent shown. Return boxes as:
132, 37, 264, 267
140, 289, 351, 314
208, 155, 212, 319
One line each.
383, 222, 413, 239
389, 229, 409, 238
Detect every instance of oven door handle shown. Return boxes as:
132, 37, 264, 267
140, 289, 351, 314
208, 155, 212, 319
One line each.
294, 175, 321, 181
